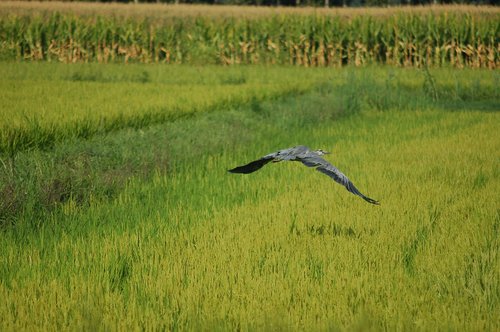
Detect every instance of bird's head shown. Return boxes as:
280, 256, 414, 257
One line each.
314, 149, 331, 156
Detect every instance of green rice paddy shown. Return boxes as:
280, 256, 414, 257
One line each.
0, 61, 498, 330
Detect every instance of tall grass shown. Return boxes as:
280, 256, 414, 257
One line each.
0, 63, 335, 156
0, 66, 498, 329
1, 10, 498, 67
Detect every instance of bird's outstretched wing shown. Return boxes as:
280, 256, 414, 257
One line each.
315, 164, 380, 205
228, 147, 298, 174
228, 155, 275, 174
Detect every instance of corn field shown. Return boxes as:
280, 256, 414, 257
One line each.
1, 11, 498, 67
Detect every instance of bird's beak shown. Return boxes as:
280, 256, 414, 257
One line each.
325, 151, 331, 154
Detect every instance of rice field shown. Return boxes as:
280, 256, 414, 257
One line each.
0, 62, 499, 330
0, 63, 332, 156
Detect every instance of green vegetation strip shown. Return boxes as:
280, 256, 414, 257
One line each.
0, 11, 498, 67
0, 63, 336, 156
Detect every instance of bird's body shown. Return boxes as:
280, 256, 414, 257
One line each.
228, 145, 379, 205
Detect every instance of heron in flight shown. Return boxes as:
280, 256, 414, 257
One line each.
228, 145, 379, 205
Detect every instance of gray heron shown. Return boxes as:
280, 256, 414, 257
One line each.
228, 145, 379, 205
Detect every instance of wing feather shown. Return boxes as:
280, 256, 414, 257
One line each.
297, 154, 324, 168
228, 157, 274, 174
316, 164, 380, 205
